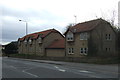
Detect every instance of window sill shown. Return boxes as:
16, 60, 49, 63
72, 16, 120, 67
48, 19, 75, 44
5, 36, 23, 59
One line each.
67, 40, 74, 42
68, 53, 74, 55
80, 53, 87, 55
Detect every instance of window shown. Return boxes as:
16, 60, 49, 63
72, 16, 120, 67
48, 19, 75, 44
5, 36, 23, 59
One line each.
80, 48, 83, 53
105, 34, 111, 40
67, 31, 74, 41
80, 33, 88, 40
84, 48, 87, 53
106, 34, 107, 40
68, 48, 74, 54
109, 34, 111, 40
106, 48, 110, 52
80, 48, 88, 55
29, 39, 32, 44
38, 36, 42, 43
106, 48, 107, 51
24, 40, 27, 44
109, 48, 110, 51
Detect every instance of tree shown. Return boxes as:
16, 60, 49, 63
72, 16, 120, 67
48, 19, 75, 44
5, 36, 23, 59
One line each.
3, 41, 18, 55
63, 23, 74, 34
96, 9, 117, 27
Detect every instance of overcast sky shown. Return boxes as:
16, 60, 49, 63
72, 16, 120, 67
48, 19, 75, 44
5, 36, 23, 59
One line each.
1, 0, 119, 45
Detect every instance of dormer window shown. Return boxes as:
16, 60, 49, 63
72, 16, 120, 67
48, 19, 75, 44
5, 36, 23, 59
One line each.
29, 39, 32, 44
67, 31, 74, 41
80, 33, 88, 40
24, 40, 27, 44
38, 36, 42, 43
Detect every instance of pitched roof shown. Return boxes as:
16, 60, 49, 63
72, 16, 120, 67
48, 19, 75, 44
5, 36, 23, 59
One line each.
64, 18, 108, 34
46, 39, 65, 49
19, 29, 60, 41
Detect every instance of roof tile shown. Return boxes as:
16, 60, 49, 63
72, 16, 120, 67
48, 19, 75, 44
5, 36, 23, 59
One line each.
65, 18, 106, 34
46, 39, 65, 49
19, 29, 58, 41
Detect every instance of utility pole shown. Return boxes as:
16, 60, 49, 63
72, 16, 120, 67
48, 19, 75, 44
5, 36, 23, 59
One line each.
74, 15, 77, 25
19, 20, 28, 35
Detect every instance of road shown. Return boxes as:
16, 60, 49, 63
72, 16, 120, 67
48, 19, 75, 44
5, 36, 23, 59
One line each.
2, 57, 119, 79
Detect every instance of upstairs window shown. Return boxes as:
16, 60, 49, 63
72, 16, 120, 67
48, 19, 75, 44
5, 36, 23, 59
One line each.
105, 34, 111, 40
38, 36, 42, 43
67, 31, 74, 41
68, 48, 74, 54
80, 33, 88, 40
24, 40, 27, 44
29, 39, 32, 44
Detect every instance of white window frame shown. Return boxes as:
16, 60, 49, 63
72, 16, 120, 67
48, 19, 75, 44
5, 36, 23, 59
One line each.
80, 33, 88, 40
67, 31, 74, 41
106, 34, 111, 40
29, 39, 32, 44
80, 48, 88, 55
38, 36, 42, 43
68, 48, 74, 54
24, 40, 27, 44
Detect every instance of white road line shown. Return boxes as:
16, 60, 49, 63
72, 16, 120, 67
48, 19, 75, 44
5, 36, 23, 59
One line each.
54, 66, 59, 69
79, 70, 93, 73
78, 70, 102, 78
22, 70, 38, 78
8, 64, 39, 78
9, 66, 17, 69
58, 69, 66, 72
54, 66, 66, 72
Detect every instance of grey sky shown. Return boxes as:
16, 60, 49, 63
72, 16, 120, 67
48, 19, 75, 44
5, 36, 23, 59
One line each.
1, 0, 119, 45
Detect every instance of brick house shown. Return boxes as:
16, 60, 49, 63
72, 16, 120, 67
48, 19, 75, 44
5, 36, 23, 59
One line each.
64, 18, 117, 57
18, 29, 64, 57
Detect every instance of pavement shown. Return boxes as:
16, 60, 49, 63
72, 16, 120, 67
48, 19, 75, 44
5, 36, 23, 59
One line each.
2, 57, 119, 78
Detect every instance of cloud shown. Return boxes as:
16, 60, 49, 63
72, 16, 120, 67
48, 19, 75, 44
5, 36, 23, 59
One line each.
1, 0, 119, 44
2, 5, 67, 44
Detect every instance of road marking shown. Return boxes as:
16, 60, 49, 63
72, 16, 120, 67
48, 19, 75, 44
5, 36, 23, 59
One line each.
54, 66, 59, 69
58, 69, 66, 72
79, 70, 93, 73
22, 70, 38, 78
10, 66, 17, 69
54, 66, 66, 72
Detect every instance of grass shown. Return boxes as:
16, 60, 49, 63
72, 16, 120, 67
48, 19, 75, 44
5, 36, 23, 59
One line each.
85, 57, 119, 64
8, 53, 119, 64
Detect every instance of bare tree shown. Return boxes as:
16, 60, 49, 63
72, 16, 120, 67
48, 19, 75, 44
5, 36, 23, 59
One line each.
63, 23, 74, 34
96, 9, 117, 27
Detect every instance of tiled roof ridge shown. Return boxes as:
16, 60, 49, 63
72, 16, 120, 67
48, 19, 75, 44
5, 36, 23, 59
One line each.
69, 18, 104, 33
19, 29, 58, 41
76, 18, 102, 25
